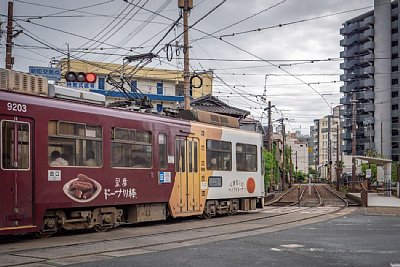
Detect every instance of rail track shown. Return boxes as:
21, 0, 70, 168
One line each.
0, 184, 354, 266
268, 184, 349, 208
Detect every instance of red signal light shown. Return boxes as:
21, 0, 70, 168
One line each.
65, 71, 97, 83
85, 73, 97, 83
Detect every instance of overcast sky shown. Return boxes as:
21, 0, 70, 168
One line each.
0, 0, 374, 134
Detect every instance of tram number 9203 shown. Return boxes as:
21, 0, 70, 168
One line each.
7, 102, 27, 113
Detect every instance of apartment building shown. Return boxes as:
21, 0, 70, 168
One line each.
340, 0, 399, 160
312, 106, 341, 181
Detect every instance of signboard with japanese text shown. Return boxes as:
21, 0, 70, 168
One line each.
29, 66, 61, 80
66, 82, 95, 90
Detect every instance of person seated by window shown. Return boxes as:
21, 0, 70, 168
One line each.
132, 155, 147, 168
84, 150, 97, 166
225, 160, 231, 170
50, 150, 68, 166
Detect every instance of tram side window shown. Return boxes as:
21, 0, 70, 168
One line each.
159, 133, 167, 169
236, 143, 257, 172
48, 121, 103, 167
111, 128, 152, 168
1, 121, 30, 170
206, 140, 232, 171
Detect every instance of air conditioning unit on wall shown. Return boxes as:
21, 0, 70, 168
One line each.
0, 68, 48, 96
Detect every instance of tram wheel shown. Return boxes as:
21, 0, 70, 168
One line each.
92, 224, 110, 233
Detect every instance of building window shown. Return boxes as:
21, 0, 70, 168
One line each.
392, 91, 399, 98
157, 82, 163, 95
392, 40, 399, 47
392, 104, 399, 110
98, 77, 105, 90
392, 79, 398, 85
392, 53, 398, 60
156, 104, 163, 113
393, 117, 399, 123
392, 129, 399, 136
392, 28, 398, 34
392, 142, 399, 149
393, 66, 399, 72
130, 80, 137, 92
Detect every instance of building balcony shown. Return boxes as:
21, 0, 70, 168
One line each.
360, 16, 374, 28
340, 96, 351, 105
359, 28, 374, 41
392, 58, 399, 66
359, 41, 374, 53
359, 78, 374, 88
340, 21, 360, 35
393, 32, 399, 40
358, 89, 374, 100
359, 102, 375, 112
392, 6, 399, 17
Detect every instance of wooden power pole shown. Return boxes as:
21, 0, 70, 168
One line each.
5, 1, 14, 69
179, 0, 193, 110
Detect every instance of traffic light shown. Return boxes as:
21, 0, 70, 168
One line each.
65, 71, 97, 83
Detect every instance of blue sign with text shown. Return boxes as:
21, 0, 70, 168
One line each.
29, 66, 61, 81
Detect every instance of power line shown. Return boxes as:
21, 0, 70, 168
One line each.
214, 6, 374, 39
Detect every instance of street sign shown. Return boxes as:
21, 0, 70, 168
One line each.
29, 66, 61, 81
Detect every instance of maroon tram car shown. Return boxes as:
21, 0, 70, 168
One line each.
0, 88, 264, 236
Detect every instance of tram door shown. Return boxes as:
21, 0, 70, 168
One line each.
175, 137, 200, 213
0, 117, 33, 229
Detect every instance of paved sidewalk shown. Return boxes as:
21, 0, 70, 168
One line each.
349, 192, 400, 207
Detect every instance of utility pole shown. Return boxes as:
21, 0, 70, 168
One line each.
179, 0, 193, 110
351, 93, 357, 192
295, 150, 298, 183
336, 125, 340, 191
5, 1, 14, 69
281, 120, 286, 191
266, 101, 275, 152
328, 115, 332, 184
66, 43, 71, 72
289, 147, 293, 188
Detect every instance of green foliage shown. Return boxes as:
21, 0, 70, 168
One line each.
263, 144, 280, 191
392, 162, 398, 182
294, 170, 306, 183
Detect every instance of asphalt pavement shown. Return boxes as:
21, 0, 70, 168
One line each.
70, 209, 400, 267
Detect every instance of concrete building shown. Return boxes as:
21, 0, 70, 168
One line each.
286, 132, 309, 175
312, 106, 341, 181
57, 59, 213, 112
340, 0, 398, 160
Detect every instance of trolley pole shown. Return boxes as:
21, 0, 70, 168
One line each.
5, 1, 14, 70
179, 0, 193, 110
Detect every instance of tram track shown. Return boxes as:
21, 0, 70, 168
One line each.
0, 186, 353, 266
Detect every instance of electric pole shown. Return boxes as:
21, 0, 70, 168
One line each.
281, 120, 286, 191
266, 101, 275, 152
179, 0, 193, 110
5, 1, 14, 69
289, 147, 293, 188
351, 93, 357, 192
295, 150, 298, 183
336, 125, 340, 191
328, 115, 332, 184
